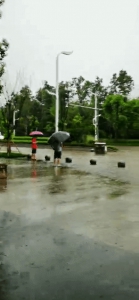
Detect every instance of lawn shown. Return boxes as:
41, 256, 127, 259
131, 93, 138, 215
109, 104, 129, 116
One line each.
0, 152, 28, 158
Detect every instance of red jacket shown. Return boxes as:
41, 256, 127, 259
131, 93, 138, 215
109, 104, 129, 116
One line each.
31, 138, 37, 149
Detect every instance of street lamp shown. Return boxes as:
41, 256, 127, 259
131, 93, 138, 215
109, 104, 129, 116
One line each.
56, 51, 73, 132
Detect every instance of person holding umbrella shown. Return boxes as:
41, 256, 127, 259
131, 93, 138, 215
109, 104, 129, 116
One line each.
48, 131, 70, 167
31, 137, 37, 160
29, 131, 43, 160
53, 142, 63, 166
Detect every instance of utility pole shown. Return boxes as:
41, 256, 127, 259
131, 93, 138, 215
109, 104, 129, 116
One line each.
93, 93, 101, 142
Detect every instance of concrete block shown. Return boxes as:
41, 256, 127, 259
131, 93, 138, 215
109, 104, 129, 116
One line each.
65, 157, 72, 163
90, 159, 97, 165
45, 155, 50, 161
118, 161, 126, 168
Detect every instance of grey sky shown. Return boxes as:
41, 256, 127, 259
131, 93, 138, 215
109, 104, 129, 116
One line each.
1, 0, 139, 96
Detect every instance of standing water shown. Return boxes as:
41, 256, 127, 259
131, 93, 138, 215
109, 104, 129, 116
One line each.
0, 146, 139, 299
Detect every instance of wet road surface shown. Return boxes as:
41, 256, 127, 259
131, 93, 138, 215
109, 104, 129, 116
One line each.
0, 147, 139, 299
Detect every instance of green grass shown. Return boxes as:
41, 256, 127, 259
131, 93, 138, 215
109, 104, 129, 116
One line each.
86, 135, 94, 143
101, 139, 139, 146
13, 140, 48, 144
0, 152, 27, 158
86, 136, 139, 146
12, 136, 48, 144
0, 138, 48, 145
1, 135, 139, 147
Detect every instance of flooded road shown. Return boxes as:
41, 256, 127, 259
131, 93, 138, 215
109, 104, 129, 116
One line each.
0, 147, 139, 299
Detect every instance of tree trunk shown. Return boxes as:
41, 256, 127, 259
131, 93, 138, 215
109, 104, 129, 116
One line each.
115, 104, 119, 141
7, 141, 11, 155
115, 129, 118, 141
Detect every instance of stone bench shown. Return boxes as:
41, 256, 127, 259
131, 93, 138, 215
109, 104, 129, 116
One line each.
94, 142, 107, 154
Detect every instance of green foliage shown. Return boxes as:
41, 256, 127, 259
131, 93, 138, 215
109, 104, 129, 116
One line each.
109, 70, 134, 96
1, 99, 14, 141
13, 136, 48, 141
0, 71, 138, 144
102, 139, 139, 146
0, 152, 27, 158
103, 94, 127, 139
13, 136, 48, 144
0, 0, 5, 19
0, 0, 9, 94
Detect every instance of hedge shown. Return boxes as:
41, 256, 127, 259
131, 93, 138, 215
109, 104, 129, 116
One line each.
13, 136, 48, 141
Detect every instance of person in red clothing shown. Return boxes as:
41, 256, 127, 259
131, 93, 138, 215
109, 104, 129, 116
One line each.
31, 137, 37, 160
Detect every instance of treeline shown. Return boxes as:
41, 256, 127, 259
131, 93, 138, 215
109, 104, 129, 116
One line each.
1, 70, 139, 142
1, 1, 139, 144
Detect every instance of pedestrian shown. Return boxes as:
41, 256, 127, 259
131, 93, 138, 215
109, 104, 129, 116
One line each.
54, 142, 63, 166
31, 137, 37, 160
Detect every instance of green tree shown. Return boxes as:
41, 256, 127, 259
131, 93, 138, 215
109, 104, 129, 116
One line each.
109, 70, 134, 96
58, 81, 72, 131
35, 81, 55, 134
0, 94, 16, 154
103, 94, 127, 139
65, 100, 94, 142
91, 77, 108, 104
124, 100, 139, 138
15, 86, 33, 135
0, 0, 9, 94
70, 76, 92, 103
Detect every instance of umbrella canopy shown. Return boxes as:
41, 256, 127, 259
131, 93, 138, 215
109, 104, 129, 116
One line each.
48, 131, 70, 147
29, 131, 43, 137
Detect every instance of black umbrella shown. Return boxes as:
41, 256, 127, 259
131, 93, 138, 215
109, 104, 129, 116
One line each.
48, 131, 70, 148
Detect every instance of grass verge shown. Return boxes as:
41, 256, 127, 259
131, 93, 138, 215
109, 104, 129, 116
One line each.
0, 152, 28, 159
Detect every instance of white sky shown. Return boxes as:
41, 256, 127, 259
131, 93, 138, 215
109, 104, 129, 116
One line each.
1, 0, 139, 96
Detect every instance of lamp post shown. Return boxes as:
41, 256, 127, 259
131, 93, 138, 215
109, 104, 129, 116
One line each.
94, 93, 98, 141
56, 51, 73, 132
92, 93, 102, 142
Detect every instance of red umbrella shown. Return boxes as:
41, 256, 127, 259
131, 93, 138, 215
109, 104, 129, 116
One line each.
29, 131, 43, 137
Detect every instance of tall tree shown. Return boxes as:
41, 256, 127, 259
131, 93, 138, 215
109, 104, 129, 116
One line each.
0, 92, 16, 154
103, 94, 127, 139
35, 81, 55, 134
70, 76, 92, 103
91, 77, 107, 103
0, 0, 9, 94
123, 100, 139, 138
109, 70, 134, 96
15, 86, 33, 135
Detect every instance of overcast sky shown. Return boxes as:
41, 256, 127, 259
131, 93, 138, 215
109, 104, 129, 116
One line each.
1, 0, 139, 96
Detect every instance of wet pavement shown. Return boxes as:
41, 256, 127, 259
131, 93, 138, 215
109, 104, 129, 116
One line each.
0, 146, 139, 299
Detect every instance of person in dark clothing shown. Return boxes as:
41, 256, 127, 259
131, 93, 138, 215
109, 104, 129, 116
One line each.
53, 142, 62, 166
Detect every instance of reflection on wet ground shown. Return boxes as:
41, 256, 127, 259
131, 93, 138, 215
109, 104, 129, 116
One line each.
0, 179, 7, 192
0, 147, 139, 299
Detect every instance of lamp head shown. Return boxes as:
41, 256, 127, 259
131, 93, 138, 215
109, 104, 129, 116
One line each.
61, 51, 73, 55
